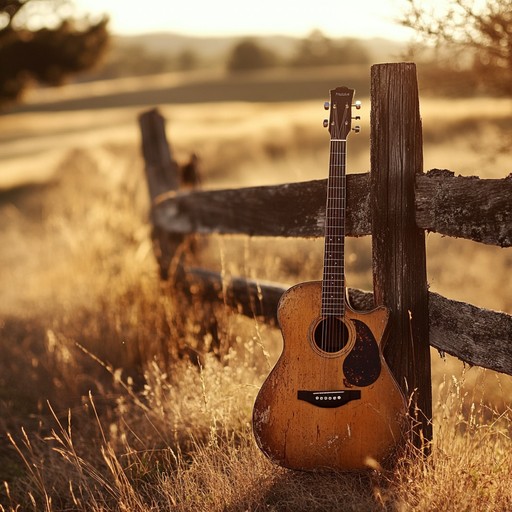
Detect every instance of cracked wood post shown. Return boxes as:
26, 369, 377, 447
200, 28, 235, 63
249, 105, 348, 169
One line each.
370, 63, 433, 450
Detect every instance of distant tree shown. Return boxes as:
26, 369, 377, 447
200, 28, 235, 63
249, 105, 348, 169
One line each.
0, 0, 109, 106
400, 0, 512, 95
290, 30, 370, 68
227, 38, 278, 73
336, 38, 371, 65
78, 43, 201, 81
290, 30, 332, 67
96, 43, 172, 79
176, 48, 199, 71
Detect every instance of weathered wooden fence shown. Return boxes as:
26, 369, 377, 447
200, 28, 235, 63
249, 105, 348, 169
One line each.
138, 62, 512, 448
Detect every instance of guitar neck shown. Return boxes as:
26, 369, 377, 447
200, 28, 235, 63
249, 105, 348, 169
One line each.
321, 138, 347, 317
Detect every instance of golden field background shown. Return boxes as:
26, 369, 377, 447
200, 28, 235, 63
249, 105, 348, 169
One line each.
0, 67, 511, 510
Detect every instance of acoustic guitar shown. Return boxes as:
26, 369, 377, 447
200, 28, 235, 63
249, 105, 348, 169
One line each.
252, 86, 407, 471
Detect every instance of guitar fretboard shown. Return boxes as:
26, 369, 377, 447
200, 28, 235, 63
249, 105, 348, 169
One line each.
321, 139, 346, 317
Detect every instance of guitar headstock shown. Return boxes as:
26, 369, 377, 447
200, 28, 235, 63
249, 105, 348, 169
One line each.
323, 86, 360, 140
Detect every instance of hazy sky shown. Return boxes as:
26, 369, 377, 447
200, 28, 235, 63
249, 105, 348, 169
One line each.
74, 0, 415, 40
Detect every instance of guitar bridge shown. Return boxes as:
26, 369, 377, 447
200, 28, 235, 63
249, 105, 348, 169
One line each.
297, 390, 361, 408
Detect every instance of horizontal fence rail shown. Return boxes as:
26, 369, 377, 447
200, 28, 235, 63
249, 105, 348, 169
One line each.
152, 171, 512, 247
416, 170, 512, 247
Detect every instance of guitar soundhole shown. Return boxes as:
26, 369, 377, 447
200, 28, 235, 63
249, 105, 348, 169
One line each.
313, 316, 350, 353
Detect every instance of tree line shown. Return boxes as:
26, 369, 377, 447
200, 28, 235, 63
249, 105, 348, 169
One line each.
226, 31, 370, 72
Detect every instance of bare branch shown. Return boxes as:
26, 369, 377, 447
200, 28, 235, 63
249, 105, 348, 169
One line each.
399, 0, 512, 95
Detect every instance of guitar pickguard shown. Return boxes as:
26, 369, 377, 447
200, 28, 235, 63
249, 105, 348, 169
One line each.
343, 320, 382, 387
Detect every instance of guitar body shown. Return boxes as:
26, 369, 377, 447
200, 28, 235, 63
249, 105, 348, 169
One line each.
253, 281, 406, 471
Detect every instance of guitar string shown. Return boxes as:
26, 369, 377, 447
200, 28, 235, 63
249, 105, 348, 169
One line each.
326, 103, 337, 353
323, 104, 332, 353
326, 117, 332, 353
341, 137, 346, 352
339, 104, 349, 353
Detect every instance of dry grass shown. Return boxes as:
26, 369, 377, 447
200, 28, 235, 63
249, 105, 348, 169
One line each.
0, 82, 511, 510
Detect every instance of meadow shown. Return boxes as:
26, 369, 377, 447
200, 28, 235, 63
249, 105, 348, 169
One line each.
0, 70, 511, 510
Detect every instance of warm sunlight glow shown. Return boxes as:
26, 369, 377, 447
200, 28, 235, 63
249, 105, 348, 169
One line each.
75, 0, 414, 40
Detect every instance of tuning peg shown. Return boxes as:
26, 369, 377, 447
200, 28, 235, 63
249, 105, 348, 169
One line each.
323, 119, 329, 128
324, 101, 330, 110
353, 101, 362, 110
352, 126, 361, 133
352, 115, 361, 120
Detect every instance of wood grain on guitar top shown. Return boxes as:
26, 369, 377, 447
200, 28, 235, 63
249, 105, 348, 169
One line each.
252, 281, 407, 471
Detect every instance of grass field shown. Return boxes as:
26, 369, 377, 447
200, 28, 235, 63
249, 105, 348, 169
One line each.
0, 70, 511, 511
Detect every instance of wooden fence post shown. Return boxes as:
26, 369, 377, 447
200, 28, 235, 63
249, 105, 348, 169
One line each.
139, 108, 182, 279
370, 63, 433, 449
